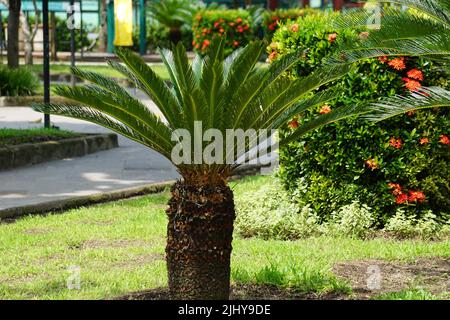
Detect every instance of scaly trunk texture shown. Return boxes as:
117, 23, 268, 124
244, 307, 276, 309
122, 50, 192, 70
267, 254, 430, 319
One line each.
166, 181, 236, 300
169, 28, 182, 45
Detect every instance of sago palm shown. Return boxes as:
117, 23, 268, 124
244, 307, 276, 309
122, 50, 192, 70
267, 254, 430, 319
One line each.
33, 39, 366, 299
329, 0, 450, 121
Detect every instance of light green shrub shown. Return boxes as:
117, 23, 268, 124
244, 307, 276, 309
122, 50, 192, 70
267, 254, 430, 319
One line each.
235, 178, 321, 240
384, 209, 448, 239
324, 202, 374, 238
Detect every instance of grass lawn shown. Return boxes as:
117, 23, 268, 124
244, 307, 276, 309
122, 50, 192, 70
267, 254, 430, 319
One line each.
29, 64, 170, 81
0, 128, 79, 147
0, 176, 448, 300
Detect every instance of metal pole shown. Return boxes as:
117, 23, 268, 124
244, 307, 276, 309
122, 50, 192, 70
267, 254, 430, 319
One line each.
0, 10, 3, 64
80, 0, 84, 59
43, 0, 51, 128
70, 0, 76, 87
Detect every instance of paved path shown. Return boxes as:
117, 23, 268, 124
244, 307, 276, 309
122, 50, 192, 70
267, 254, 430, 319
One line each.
0, 105, 178, 211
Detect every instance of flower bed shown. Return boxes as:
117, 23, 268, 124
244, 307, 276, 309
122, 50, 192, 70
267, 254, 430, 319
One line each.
192, 9, 254, 55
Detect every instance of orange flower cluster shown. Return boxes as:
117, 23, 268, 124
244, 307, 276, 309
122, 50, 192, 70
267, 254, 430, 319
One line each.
419, 137, 429, 145
440, 134, 450, 145
365, 158, 379, 170
388, 57, 406, 70
379, 57, 425, 92
402, 77, 421, 92
328, 33, 337, 43
288, 118, 299, 130
193, 14, 251, 53
388, 183, 426, 205
389, 137, 403, 149
319, 105, 332, 114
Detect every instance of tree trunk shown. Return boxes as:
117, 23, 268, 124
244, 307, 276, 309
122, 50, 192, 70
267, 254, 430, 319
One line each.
7, 0, 21, 68
166, 181, 236, 300
98, 0, 108, 52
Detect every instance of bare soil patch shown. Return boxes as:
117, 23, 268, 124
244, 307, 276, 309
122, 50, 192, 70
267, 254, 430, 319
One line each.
332, 257, 450, 299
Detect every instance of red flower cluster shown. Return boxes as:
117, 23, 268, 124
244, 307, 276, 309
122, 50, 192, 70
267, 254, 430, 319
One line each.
319, 105, 332, 114
419, 137, 429, 145
193, 14, 252, 54
380, 58, 424, 92
288, 118, 299, 130
328, 33, 337, 43
388, 57, 406, 70
378, 56, 388, 64
402, 77, 422, 92
389, 137, 403, 149
407, 68, 424, 81
439, 134, 450, 145
267, 16, 280, 31
365, 158, 379, 170
388, 183, 426, 204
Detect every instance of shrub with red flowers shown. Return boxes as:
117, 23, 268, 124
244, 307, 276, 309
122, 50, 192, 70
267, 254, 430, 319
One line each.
273, 11, 450, 224
192, 9, 255, 56
262, 8, 320, 39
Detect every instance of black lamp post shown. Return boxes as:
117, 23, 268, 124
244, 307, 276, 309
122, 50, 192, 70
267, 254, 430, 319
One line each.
42, 0, 50, 128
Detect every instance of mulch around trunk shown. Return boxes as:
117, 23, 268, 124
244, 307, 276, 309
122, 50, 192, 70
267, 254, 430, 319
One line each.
114, 283, 344, 300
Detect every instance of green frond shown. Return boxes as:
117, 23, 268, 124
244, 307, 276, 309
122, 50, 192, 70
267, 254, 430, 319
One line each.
31, 103, 171, 158
53, 85, 174, 153
246, 65, 352, 130
360, 86, 450, 122
110, 49, 182, 129
200, 38, 225, 128
280, 103, 368, 147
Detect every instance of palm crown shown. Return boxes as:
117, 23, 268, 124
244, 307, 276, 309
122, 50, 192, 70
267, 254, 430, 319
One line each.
32, 38, 362, 185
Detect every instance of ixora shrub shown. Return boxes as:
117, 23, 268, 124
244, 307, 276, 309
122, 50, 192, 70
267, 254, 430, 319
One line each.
270, 12, 450, 224
0, 66, 39, 96
262, 8, 320, 39
192, 9, 254, 55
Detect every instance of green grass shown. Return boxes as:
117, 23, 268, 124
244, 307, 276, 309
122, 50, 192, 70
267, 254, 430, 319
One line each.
0, 128, 79, 146
0, 176, 448, 300
30, 64, 170, 81
373, 289, 450, 300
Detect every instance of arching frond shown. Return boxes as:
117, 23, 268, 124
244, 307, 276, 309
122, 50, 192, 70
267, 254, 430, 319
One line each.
360, 86, 450, 122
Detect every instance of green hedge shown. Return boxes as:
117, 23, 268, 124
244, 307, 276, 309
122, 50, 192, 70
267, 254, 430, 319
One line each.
270, 12, 450, 225
0, 66, 39, 96
192, 9, 255, 55
262, 8, 320, 39
132, 23, 193, 53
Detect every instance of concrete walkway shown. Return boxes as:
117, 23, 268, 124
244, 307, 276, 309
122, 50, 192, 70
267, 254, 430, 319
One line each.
0, 105, 179, 211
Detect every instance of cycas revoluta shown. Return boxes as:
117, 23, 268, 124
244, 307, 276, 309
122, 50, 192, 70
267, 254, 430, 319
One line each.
33, 38, 376, 299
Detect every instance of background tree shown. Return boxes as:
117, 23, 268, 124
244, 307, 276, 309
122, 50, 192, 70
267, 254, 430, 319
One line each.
20, 0, 39, 65
98, 0, 108, 52
1, 0, 20, 68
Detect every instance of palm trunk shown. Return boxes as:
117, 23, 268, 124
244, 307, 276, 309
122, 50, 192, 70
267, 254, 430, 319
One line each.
169, 28, 182, 45
166, 181, 236, 300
